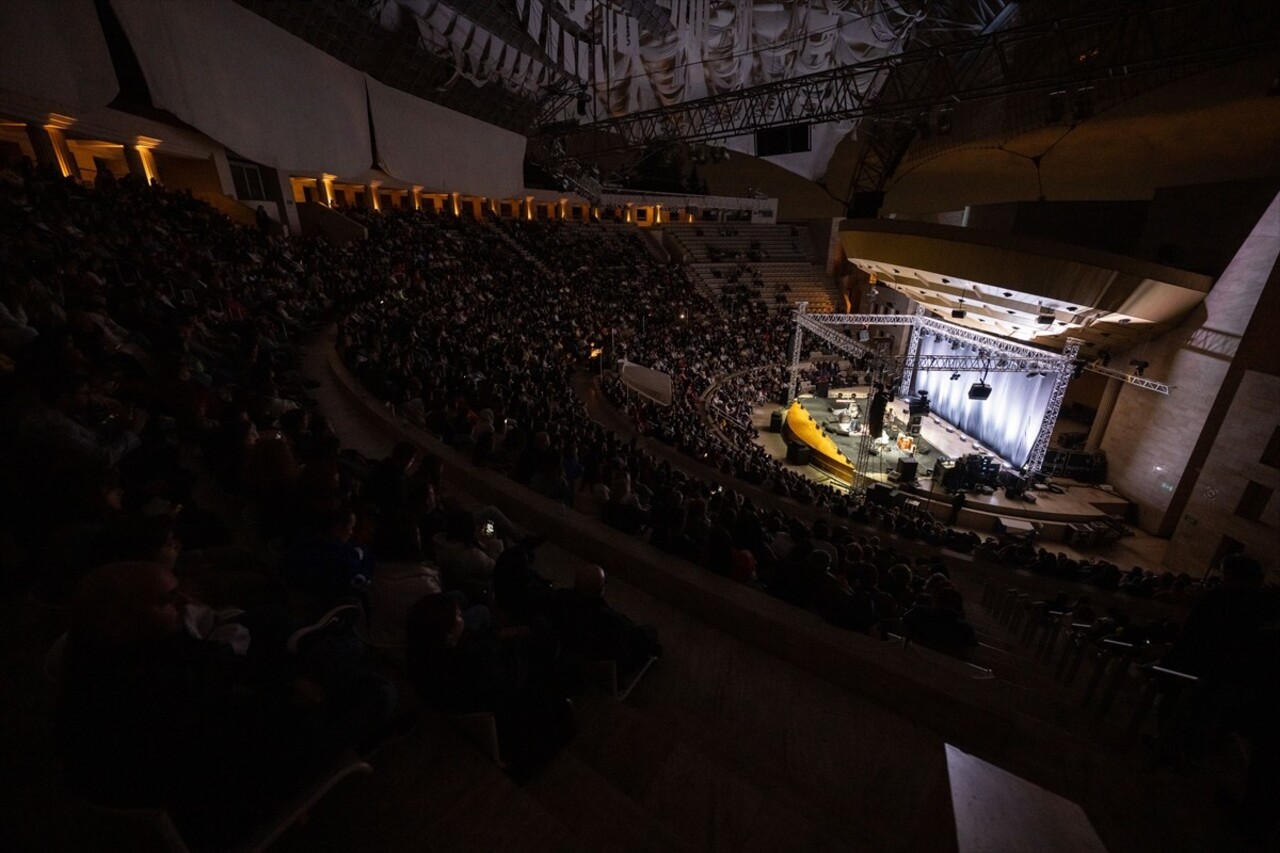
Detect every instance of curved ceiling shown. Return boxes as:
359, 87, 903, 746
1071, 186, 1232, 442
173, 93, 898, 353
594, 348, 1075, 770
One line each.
884, 51, 1280, 213
840, 220, 1213, 354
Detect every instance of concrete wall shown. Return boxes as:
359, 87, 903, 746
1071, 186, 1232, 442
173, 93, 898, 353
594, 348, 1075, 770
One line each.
1135, 178, 1280, 276
1166, 371, 1280, 579
703, 155, 844, 221
1102, 191, 1280, 539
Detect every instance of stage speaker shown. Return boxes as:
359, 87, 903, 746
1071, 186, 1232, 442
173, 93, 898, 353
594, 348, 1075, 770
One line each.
896, 457, 919, 481
867, 482, 895, 506
951, 309, 967, 319
846, 191, 885, 220
968, 382, 992, 400
786, 443, 813, 465
769, 410, 783, 433
857, 329, 871, 343
907, 414, 923, 436
815, 382, 829, 398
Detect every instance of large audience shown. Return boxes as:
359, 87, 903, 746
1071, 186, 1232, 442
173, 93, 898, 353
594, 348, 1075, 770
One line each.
2, 155, 1275, 846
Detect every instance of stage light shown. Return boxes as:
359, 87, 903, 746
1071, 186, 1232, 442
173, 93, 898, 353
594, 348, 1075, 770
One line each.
996, 358, 1009, 368
1130, 359, 1149, 377
949, 372, 961, 381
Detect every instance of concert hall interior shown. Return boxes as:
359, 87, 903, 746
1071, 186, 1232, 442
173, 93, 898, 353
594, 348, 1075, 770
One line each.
2, 2, 1280, 853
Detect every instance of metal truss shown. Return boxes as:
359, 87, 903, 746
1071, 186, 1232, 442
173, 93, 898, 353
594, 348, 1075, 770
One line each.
806, 312, 1071, 364
899, 305, 926, 397
802, 313, 914, 327
787, 302, 809, 403
1026, 339, 1082, 473
1083, 363, 1172, 395
537, 0, 1280, 153
914, 315, 1066, 361
793, 311, 1075, 376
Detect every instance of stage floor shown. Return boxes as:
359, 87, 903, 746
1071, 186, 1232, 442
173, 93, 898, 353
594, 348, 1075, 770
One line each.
754, 387, 1128, 526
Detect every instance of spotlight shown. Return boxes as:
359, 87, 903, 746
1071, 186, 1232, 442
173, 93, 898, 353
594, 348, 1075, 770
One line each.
950, 340, 960, 350
1130, 359, 1149, 377
995, 358, 1009, 368
968, 382, 992, 400
936, 108, 953, 135
1098, 348, 1112, 367
949, 372, 961, 381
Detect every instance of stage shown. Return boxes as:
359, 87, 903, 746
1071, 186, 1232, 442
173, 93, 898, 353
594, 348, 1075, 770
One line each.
752, 387, 1135, 536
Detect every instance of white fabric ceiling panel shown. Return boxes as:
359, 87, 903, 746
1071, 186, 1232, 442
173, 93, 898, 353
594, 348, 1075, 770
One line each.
366, 76, 525, 199
110, 0, 370, 175
0, 0, 118, 113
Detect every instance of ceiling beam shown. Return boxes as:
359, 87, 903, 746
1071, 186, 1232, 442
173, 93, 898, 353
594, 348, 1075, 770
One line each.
537, 0, 1280, 156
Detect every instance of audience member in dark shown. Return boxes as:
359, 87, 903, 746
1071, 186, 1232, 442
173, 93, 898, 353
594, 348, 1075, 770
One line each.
282, 503, 375, 608
405, 593, 574, 775
492, 537, 554, 622
548, 564, 661, 679
58, 562, 396, 844
1154, 554, 1279, 844
902, 584, 978, 654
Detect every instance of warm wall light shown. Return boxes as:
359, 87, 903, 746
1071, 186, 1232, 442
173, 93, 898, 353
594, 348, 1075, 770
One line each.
45, 113, 76, 129
136, 147, 158, 184
321, 174, 336, 207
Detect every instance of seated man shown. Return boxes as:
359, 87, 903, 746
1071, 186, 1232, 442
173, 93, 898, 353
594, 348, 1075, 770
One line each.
548, 565, 661, 679
58, 562, 396, 844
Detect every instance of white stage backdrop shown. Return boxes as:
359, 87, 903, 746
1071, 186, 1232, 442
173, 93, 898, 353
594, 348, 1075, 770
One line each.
0, 0, 118, 113
912, 336, 1057, 468
110, 0, 371, 175
365, 78, 525, 198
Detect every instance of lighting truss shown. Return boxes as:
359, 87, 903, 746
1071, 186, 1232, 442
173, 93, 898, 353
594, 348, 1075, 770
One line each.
804, 312, 1071, 363
536, 0, 1280, 152
1025, 339, 1082, 474
798, 315, 1075, 375
1082, 362, 1172, 395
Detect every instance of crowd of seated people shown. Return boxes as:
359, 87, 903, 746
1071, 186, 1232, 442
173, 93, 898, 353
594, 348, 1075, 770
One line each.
8, 156, 1272, 843
327, 209, 1240, 658
1, 160, 662, 835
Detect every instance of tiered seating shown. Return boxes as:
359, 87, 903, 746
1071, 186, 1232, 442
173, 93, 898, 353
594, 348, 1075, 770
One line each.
663, 222, 839, 312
